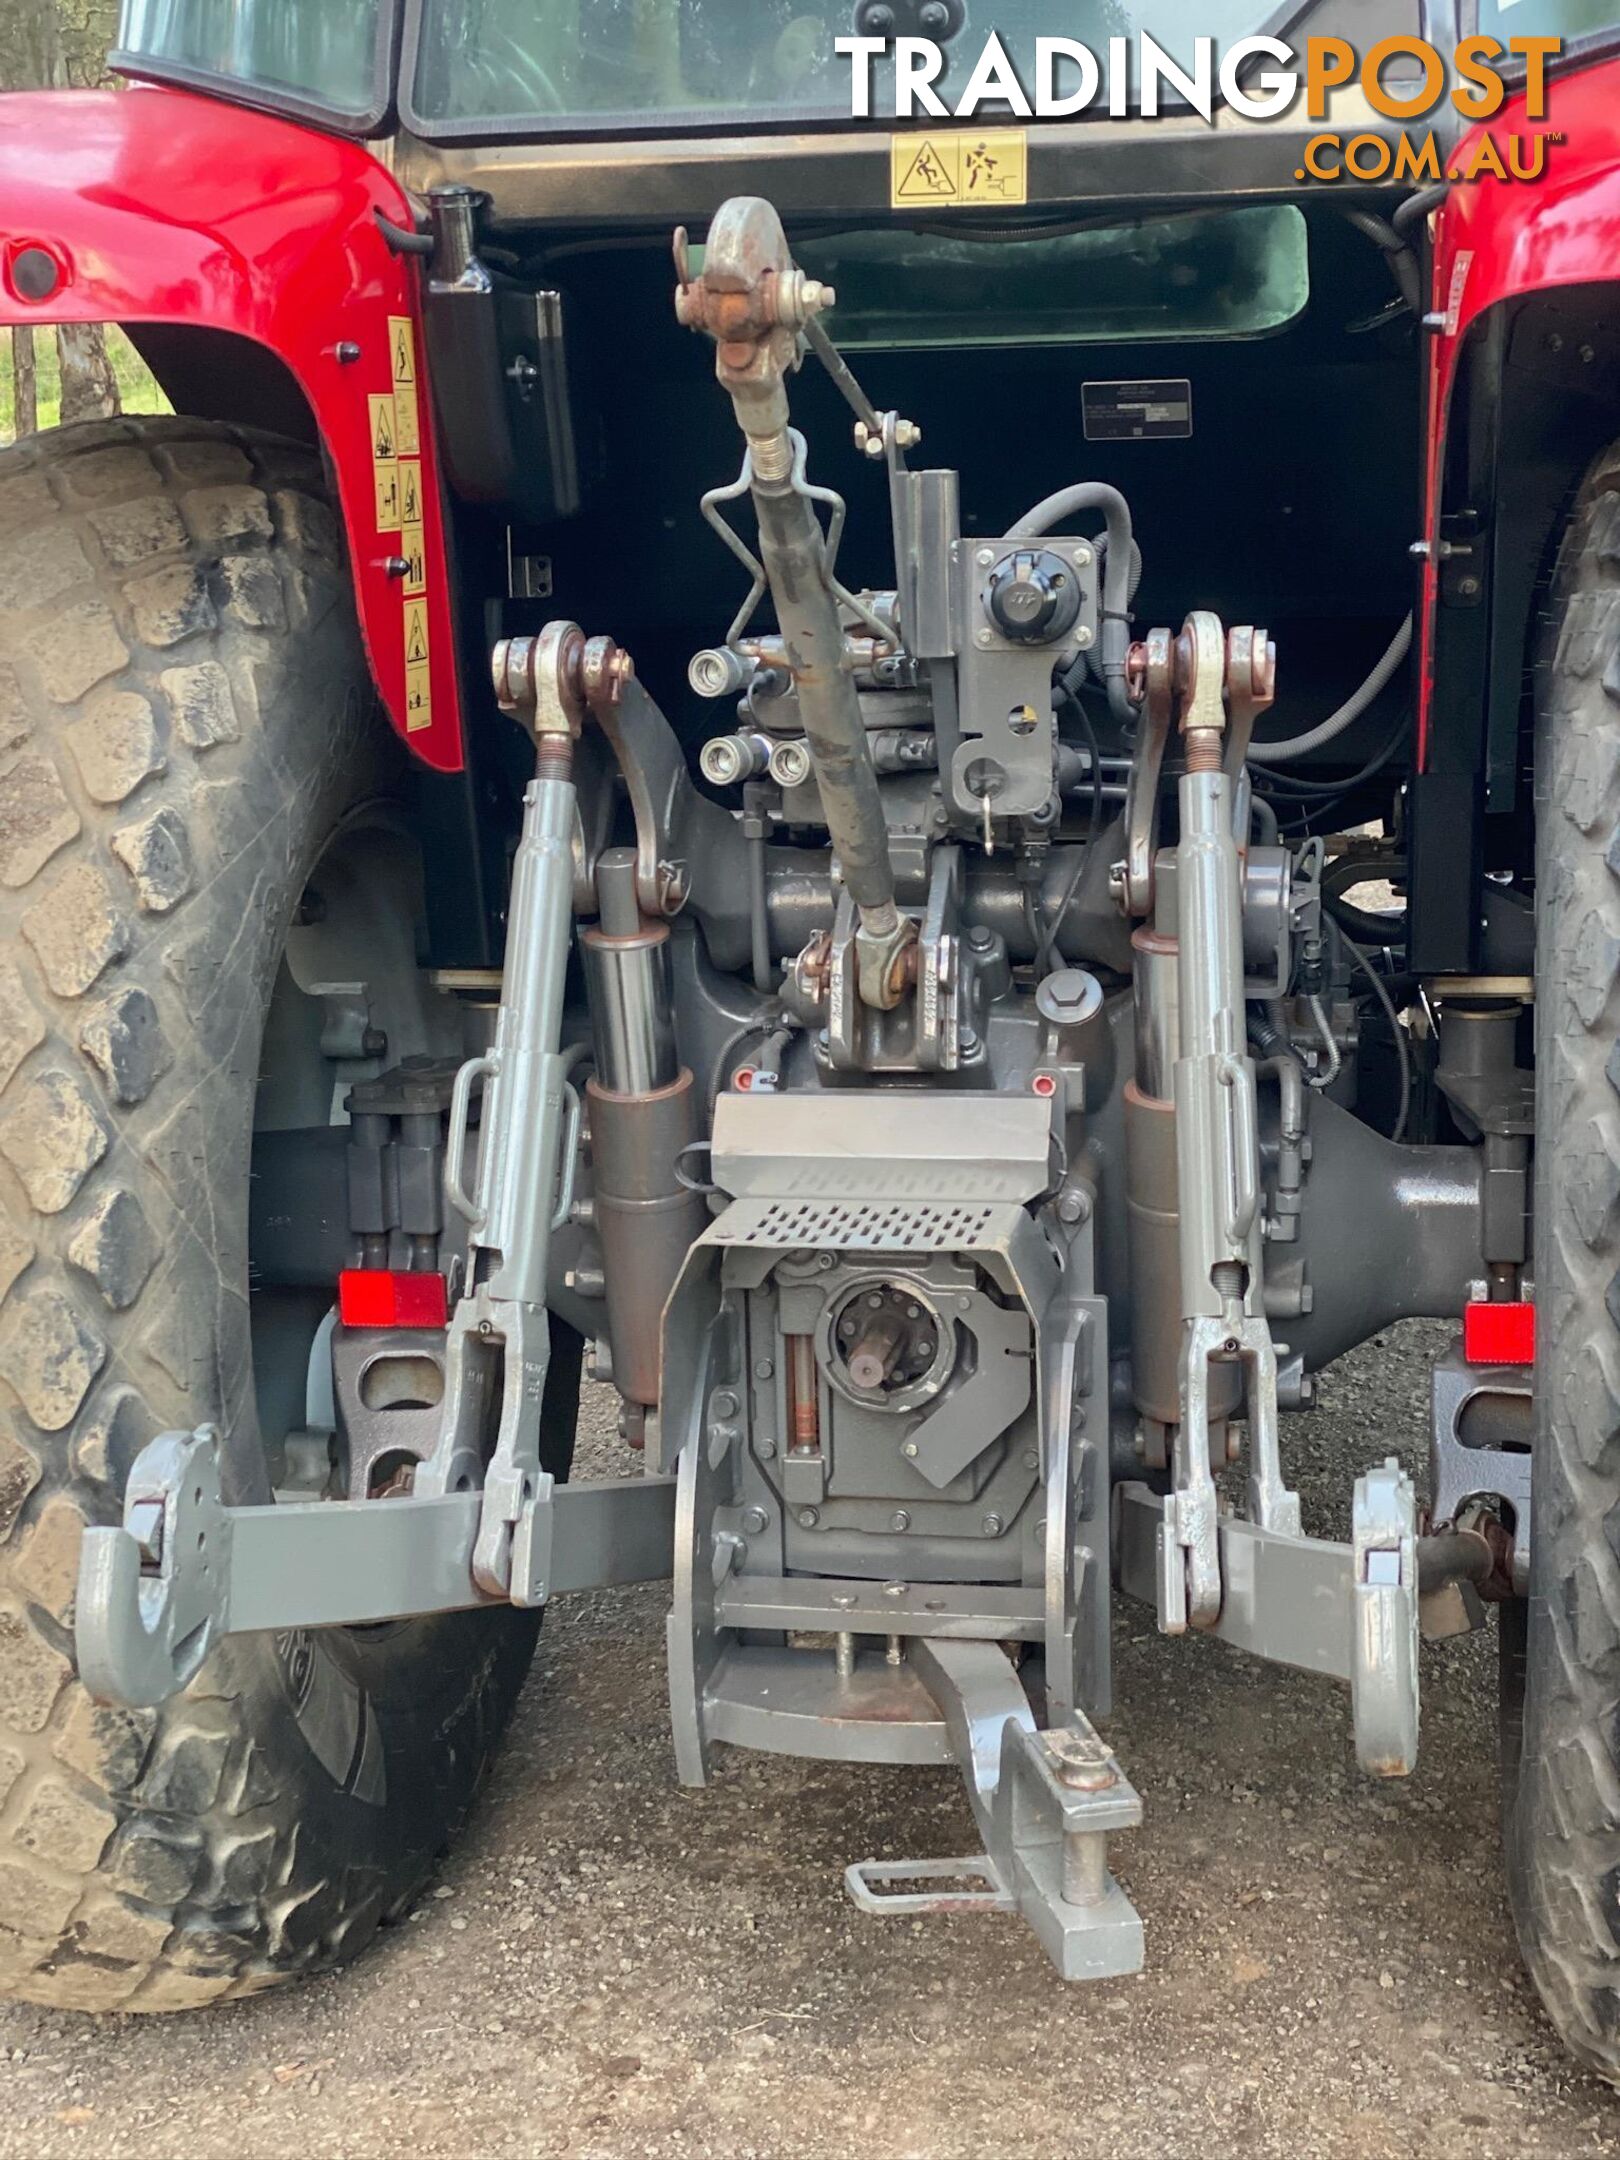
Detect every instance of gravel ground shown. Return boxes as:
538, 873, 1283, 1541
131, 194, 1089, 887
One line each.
0, 1322, 1615, 2160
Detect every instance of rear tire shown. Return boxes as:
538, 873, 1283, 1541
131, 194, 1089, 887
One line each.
0, 414, 577, 2010
1507, 434, 1620, 2078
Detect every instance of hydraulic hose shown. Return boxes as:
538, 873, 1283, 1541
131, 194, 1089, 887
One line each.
1248, 614, 1412, 766
1341, 209, 1421, 314
1393, 183, 1449, 238
1010, 482, 1136, 728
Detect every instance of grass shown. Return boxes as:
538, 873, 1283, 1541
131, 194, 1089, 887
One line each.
0, 325, 168, 445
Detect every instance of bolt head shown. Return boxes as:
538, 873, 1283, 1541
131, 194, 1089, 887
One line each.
797, 1506, 820, 1528
981, 1512, 1004, 1537
889, 1509, 911, 1533
742, 1506, 769, 1535
1048, 1730, 1118, 1791
901, 1440, 919, 1459
976, 548, 996, 568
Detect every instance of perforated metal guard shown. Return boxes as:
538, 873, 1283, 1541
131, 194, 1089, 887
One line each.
709, 1197, 1003, 1251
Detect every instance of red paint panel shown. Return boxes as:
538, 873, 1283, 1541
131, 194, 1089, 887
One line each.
338, 1269, 450, 1329
1421, 58, 1620, 762
1462, 1299, 1534, 1367
0, 86, 463, 770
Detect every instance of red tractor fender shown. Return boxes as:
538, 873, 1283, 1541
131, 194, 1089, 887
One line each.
1421, 57, 1620, 763
0, 86, 464, 772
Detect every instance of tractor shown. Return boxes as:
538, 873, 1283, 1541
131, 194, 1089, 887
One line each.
0, 0, 1617, 2080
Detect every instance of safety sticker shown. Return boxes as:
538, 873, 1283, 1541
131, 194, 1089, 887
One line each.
403, 595, 431, 733
374, 458, 401, 532
1443, 251, 1474, 338
403, 596, 430, 668
394, 377, 421, 458
890, 130, 1026, 208
388, 314, 416, 388
404, 661, 432, 732
368, 393, 397, 460
400, 521, 426, 596
399, 458, 423, 527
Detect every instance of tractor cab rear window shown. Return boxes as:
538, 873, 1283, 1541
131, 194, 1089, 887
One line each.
791, 208, 1309, 349
408, 0, 1271, 135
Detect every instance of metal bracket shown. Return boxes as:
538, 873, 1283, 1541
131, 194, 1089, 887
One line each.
75, 1426, 677, 1709
857, 1636, 1144, 1982
1428, 1342, 1532, 1591
1351, 1458, 1420, 1778
1119, 1477, 1421, 1779
1118, 626, 1173, 917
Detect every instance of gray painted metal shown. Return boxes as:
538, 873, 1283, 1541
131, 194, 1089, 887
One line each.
1117, 1480, 1354, 1681
704, 1641, 955, 1766
1277, 1096, 1485, 1368
907, 1638, 1144, 1981
1428, 1342, 1532, 1591
1117, 1475, 1422, 1774
420, 765, 581, 1598
947, 535, 1099, 826
714, 1577, 1045, 1639
1350, 1458, 1421, 1778
709, 1087, 1054, 1203
75, 1425, 677, 1709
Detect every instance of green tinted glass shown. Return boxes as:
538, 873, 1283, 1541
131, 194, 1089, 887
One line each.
1475, 0, 1618, 35
790, 209, 1309, 350
412, 0, 1274, 130
118, 0, 383, 118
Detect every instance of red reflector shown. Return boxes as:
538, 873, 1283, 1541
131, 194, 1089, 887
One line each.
338, 1269, 448, 1330
1463, 1300, 1534, 1366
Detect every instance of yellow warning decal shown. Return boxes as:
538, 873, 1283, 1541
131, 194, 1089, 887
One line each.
374, 458, 400, 533
403, 596, 430, 668
400, 521, 426, 596
404, 660, 432, 732
402, 595, 431, 733
394, 377, 421, 458
399, 458, 423, 527
388, 313, 416, 388
890, 130, 1027, 208
368, 392, 397, 459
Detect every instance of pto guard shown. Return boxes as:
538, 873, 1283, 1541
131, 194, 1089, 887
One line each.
0, 86, 463, 771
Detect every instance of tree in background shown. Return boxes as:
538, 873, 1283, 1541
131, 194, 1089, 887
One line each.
1, 0, 124, 435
